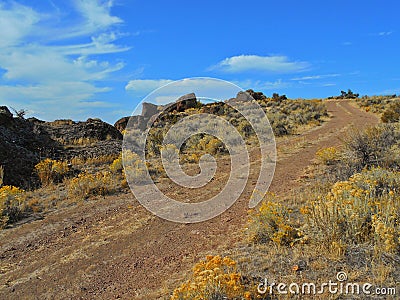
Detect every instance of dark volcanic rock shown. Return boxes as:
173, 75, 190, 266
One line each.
0, 116, 60, 188
114, 116, 130, 132
176, 93, 197, 112
166, 93, 198, 113
0, 106, 13, 126
38, 118, 122, 144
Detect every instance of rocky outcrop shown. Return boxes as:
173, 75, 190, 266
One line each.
115, 93, 199, 133
37, 118, 122, 144
114, 116, 130, 132
142, 102, 159, 119
0, 109, 123, 188
165, 93, 198, 113
114, 102, 160, 132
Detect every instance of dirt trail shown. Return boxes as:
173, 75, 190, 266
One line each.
0, 100, 378, 300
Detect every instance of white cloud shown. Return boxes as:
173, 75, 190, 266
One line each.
49, 0, 124, 39
125, 79, 174, 93
0, 2, 40, 47
0, 1, 129, 121
209, 55, 310, 73
0, 82, 111, 120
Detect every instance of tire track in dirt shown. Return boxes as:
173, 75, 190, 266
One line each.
0, 100, 379, 299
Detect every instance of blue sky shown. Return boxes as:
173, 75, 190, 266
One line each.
0, 0, 399, 123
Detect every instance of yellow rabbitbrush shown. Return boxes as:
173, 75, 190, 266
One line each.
171, 255, 246, 300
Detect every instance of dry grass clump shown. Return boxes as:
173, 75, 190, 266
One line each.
70, 154, 118, 168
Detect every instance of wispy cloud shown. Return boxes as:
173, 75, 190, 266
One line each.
0, 2, 41, 47
291, 74, 340, 81
125, 79, 174, 94
0, 0, 129, 121
378, 31, 394, 36
237, 79, 289, 90
342, 41, 353, 46
209, 55, 310, 73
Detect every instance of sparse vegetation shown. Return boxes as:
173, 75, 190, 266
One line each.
382, 101, 400, 123
171, 122, 400, 299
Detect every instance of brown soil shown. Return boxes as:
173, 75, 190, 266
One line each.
0, 100, 379, 300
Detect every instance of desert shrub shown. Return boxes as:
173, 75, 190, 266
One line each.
343, 125, 400, 170
35, 158, 69, 185
381, 102, 400, 123
171, 255, 246, 300
0, 185, 25, 227
315, 147, 339, 165
123, 151, 149, 184
110, 154, 123, 173
67, 171, 116, 200
161, 144, 179, 163
302, 168, 400, 255
197, 135, 227, 155
247, 197, 301, 246
237, 120, 254, 138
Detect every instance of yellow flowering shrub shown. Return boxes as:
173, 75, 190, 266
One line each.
247, 198, 301, 246
110, 153, 123, 173
171, 255, 245, 300
315, 147, 338, 165
122, 151, 148, 184
0, 185, 25, 227
68, 171, 115, 200
35, 158, 69, 185
302, 167, 400, 254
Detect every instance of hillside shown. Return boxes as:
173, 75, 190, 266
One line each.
2, 93, 397, 299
